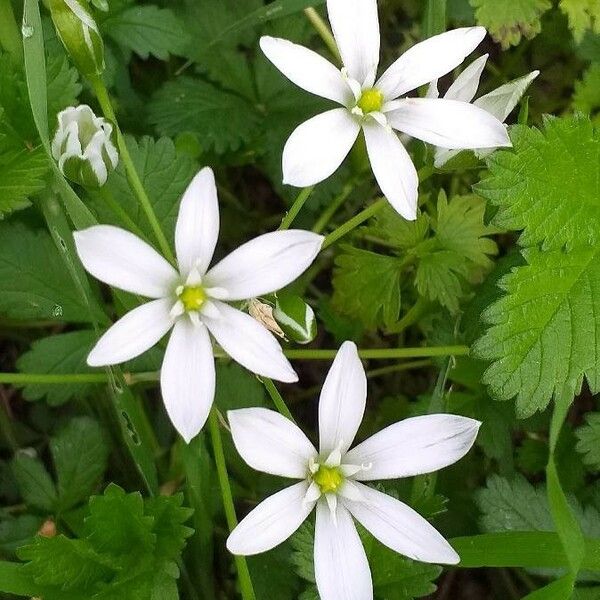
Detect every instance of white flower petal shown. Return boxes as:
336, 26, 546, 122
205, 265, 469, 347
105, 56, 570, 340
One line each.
87, 299, 173, 367
202, 302, 297, 382
314, 500, 373, 600
74, 226, 178, 298
445, 54, 488, 103
204, 230, 323, 301
345, 414, 481, 480
319, 342, 367, 456
344, 483, 459, 564
260, 36, 352, 105
227, 481, 314, 555
363, 120, 418, 221
228, 407, 317, 478
327, 0, 380, 87
386, 98, 511, 149
376, 27, 486, 100
434, 147, 460, 168
160, 319, 215, 443
282, 108, 360, 187
474, 70, 540, 122
175, 167, 220, 277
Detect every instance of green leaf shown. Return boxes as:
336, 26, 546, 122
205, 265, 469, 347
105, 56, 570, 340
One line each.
475, 115, 599, 250
0, 515, 43, 555
576, 413, 600, 469
0, 223, 104, 323
574, 64, 600, 126
332, 247, 402, 328
469, 0, 551, 48
87, 136, 197, 243
0, 143, 49, 218
46, 52, 82, 123
148, 77, 261, 154
559, 0, 600, 43
51, 417, 110, 512
85, 484, 155, 560
0, 561, 39, 597
102, 6, 190, 60
11, 454, 57, 512
474, 116, 600, 416
16, 331, 98, 406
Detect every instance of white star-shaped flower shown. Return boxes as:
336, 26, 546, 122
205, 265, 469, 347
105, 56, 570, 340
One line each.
260, 0, 511, 221
74, 167, 324, 442
427, 54, 540, 167
226, 341, 480, 600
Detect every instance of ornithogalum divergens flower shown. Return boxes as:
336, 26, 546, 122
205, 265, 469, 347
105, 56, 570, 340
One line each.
226, 341, 481, 600
260, 0, 511, 220
427, 55, 540, 167
73, 167, 324, 442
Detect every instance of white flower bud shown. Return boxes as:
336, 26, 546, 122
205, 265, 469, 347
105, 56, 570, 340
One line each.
272, 295, 317, 345
49, 0, 104, 77
51, 105, 119, 188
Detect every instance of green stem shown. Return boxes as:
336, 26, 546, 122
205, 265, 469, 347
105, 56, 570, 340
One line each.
312, 180, 356, 234
0, 372, 156, 385
279, 187, 314, 230
0, 0, 22, 61
286, 346, 469, 360
208, 409, 256, 600
366, 359, 431, 379
304, 7, 341, 63
386, 298, 429, 335
322, 198, 387, 249
90, 77, 175, 263
261, 378, 296, 423
98, 185, 147, 240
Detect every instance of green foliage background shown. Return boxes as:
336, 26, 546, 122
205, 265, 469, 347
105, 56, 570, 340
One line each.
0, 0, 599, 598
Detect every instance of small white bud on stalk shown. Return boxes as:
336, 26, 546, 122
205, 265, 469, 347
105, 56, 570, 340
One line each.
52, 105, 119, 188
49, 0, 105, 78
272, 294, 317, 345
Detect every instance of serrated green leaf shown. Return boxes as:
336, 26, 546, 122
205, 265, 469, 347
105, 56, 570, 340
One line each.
51, 417, 110, 512
0, 223, 104, 323
474, 245, 600, 416
46, 52, 82, 123
475, 115, 599, 250
148, 77, 261, 154
576, 414, 600, 470
11, 454, 57, 512
102, 6, 190, 60
332, 247, 402, 328
85, 485, 155, 559
560, 0, 600, 43
0, 515, 43, 555
88, 135, 196, 243
16, 331, 98, 406
470, 0, 551, 48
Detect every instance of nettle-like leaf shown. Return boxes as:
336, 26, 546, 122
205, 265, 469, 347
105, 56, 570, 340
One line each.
559, 0, 600, 43
0, 223, 105, 323
574, 64, 600, 125
11, 417, 109, 514
17, 485, 193, 600
87, 136, 197, 242
473, 115, 600, 416
148, 77, 261, 154
576, 413, 600, 470
332, 247, 402, 329
470, 0, 551, 48
102, 5, 190, 60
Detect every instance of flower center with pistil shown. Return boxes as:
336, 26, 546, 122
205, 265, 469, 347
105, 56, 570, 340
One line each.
313, 464, 343, 494
356, 88, 384, 114
179, 285, 206, 312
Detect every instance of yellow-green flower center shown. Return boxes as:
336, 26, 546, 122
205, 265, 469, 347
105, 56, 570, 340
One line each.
180, 286, 206, 312
357, 88, 384, 114
313, 465, 343, 494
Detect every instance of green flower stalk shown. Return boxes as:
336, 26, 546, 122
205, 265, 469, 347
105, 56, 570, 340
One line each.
49, 0, 104, 77
52, 105, 119, 188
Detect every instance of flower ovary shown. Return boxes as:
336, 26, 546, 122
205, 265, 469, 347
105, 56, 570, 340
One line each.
357, 88, 384, 114
180, 286, 206, 312
313, 465, 343, 494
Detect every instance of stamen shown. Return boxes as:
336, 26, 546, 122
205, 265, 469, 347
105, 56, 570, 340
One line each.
356, 88, 384, 114
313, 464, 343, 494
